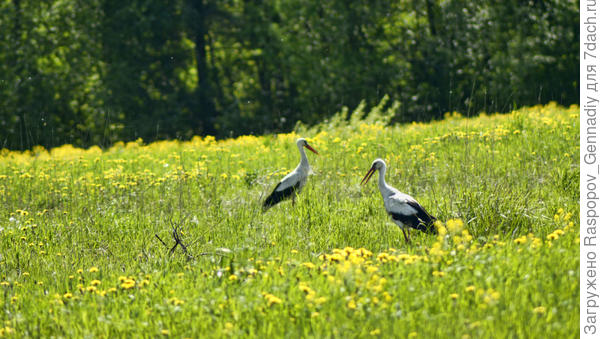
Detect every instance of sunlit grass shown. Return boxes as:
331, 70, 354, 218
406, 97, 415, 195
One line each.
0, 102, 578, 337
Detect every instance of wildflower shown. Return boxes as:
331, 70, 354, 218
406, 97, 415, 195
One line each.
546, 233, 559, 241
446, 219, 464, 234
77, 269, 83, 274
301, 262, 316, 269
169, 297, 185, 306
314, 296, 327, 305
450, 293, 459, 300
514, 236, 527, 245
370, 329, 381, 336
90, 280, 101, 286
432, 270, 445, 277
121, 279, 136, 289
298, 282, 314, 295
347, 299, 357, 310
465, 285, 476, 293
228, 275, 238, 281
533, 306, 546, 314
63, 293, 73, 299
263, 293, 282, 307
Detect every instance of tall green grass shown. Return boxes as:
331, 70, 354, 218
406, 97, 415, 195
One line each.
0, 103, 578, 337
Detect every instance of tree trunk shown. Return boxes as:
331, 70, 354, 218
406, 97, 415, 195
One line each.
188, 0, 217, 135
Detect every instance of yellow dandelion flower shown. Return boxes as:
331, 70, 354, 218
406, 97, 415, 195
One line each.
90, 280, 101, 286
228, 275, 238, 281
450, 293, 459, 300
121, 279, 136, 289
314, 296, 327, 305
446, 219, 464, 234
301, 262, 316, 269
432, 270, 445, 277
298, 282, 314, 295
546, 233, 559, 241
63, 292, 73, 299
88, 267, 99, 273
347, 299, 357, 310
263, 293, 282, 306
533, 306, 546, 314
465, 285, 476, 292
514, 236, 527, 245
370, 329, 381, 336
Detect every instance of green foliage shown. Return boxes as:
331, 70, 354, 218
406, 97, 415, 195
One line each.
0, 103, 579, 337
0, 0, 579, 150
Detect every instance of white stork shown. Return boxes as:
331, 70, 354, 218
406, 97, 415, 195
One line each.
361, 158, 437, 243
263, 138, 318, 210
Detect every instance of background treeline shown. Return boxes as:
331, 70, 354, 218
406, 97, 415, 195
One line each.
0, 0, 579, 150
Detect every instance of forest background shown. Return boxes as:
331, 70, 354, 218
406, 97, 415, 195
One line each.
0, 0, 579, 150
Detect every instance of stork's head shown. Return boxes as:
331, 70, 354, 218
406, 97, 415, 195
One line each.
296, 138, 318, 154
361, 158, 386, 184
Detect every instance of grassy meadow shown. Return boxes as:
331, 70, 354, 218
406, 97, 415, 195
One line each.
0, 103, 579, 338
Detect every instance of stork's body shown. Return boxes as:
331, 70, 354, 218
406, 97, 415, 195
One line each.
362, 159, 437, 242
263, 138, 318, 210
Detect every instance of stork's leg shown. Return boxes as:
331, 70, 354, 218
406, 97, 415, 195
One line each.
401, 228, 410, 243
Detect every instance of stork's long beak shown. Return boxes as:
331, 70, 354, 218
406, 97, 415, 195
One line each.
361, 166, 376, 185
305, 144, 319, 155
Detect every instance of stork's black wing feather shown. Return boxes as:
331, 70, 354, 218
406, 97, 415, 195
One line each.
393, 200, 437, 234
263, 181, 300, 210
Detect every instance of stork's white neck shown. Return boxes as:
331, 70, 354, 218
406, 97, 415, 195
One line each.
297, 143, 309, 167
377, 164, 393, 197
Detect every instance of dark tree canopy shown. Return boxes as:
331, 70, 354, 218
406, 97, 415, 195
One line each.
0, 0, 579, 150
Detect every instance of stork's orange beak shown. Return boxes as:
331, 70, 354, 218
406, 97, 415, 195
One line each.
305, 144, 319, 155
361, 166, 376, 185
